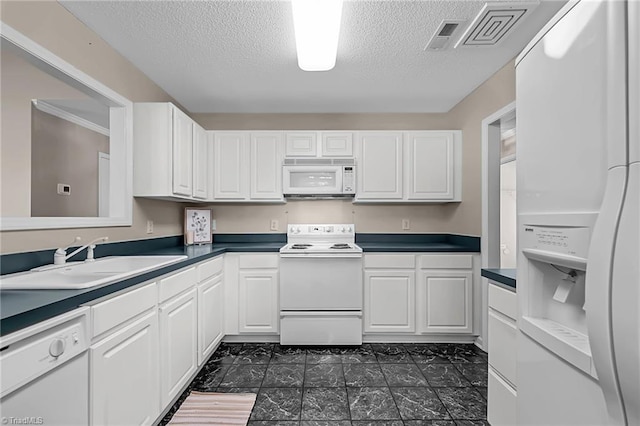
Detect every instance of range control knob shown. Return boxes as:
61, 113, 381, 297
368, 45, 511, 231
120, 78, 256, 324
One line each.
340, 227, 346, 232
49, 338, 66, 358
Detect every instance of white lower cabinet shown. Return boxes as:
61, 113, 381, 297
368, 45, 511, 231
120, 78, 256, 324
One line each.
364, 270, 415, 333
487, 282, 518, 426
90, 310, 159, 426
159, 288, 198, 408
363, 253, 475, 338
198, 273, 224, 365
488, 368, 517, 425
84, 257, 225, 425
238, 269, 279, 333
417, 269, 473, 333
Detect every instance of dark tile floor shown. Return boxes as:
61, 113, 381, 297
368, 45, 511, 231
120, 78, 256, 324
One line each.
160, 343, 489, 426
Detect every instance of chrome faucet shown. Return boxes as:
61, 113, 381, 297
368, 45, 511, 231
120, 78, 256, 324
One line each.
54, 236, 109, 265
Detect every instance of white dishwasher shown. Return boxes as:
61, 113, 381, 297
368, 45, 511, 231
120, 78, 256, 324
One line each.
1, 307, 90, 426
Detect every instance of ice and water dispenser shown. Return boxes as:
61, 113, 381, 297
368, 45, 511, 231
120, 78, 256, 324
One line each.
518, 213, 598, 377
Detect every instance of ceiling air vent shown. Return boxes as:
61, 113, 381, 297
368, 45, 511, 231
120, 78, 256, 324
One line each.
455, 1, 539, 48
425, 20, 465, 51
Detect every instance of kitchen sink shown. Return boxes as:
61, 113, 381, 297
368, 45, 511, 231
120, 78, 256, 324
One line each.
0, 255, 188, 290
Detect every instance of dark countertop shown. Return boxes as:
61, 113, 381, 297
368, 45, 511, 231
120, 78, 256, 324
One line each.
0, 242, 283, 336
357, 233, 480, 253
1, 233, 481, 337
481, 268, 517, 290
359, 242, 478, 252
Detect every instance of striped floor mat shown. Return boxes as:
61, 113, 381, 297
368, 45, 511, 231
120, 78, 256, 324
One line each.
168, 391, 257, 425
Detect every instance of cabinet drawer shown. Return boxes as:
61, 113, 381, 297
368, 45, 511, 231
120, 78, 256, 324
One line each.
158, 267, 197, 303
488, 310, 517, 386
197, 256, 223, 282
419, 254, 472, 269
363, 254, 415, 269
488, 283, 517, 320
488, 367, 517, 426
238, 254, 278, 269
280, 312, 362, 345
91, 282, 156, 338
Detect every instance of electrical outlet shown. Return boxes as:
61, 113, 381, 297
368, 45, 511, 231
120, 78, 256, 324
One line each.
211, 219, 216, 231
270, 219, 279, 231
402, 219, 410, 230
146, 220, 154, 234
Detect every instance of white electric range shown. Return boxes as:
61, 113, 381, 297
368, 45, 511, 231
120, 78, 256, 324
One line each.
279, 224, 363, 345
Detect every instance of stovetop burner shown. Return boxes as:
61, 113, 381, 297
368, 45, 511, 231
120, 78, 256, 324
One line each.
290, 243, 313, 249
330, 243, 352, 249
280, 224, 362, 255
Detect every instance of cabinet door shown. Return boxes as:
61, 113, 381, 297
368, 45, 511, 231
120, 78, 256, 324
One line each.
417, 270, 473, 333
91, 310, 159, 426
285, 132, 318, 157
172, 106, 193, 197
250, 132, 284, 200
488, 368, 517, 426
192, 122, 209, 200
159, 288, 198, 407
213, 132, 249, 199
406, 131, 456, 200
198, 274, 224, 365
321, 132, 353, 157
238, 269, 279, 333
488, 309, 517, 386
364, 270, 415, 333
356, 132, 403, 199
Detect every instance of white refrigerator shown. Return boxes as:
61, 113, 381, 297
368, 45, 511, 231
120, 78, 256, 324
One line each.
516, 0, 639, 425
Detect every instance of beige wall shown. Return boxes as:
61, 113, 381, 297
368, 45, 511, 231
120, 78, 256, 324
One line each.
0, 0, 515, 254
31, 107, 109, 217
193, 61, 516, 236
1, 46, 92, 216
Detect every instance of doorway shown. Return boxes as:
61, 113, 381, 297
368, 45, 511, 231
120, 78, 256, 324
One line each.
479, 101, 516, 349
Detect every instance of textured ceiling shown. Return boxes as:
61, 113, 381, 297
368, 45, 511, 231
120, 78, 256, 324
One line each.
60, 0, 566, 113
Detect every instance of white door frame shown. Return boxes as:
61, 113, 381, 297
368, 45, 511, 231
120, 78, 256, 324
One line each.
479, 101, 516, 351
98, 152, 110, 217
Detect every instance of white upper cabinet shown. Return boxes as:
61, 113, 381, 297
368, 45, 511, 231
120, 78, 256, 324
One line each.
321, 132, 353, 156
172, 107, 194, 196
285, 131, 353, 157
212, 131, 284, 202
133, 102, 209, 201
213, 132, 249, 200
192, 122, 209, 200
406, 131, 461, 201
355, 130, 462, 203
356, 132, 404, 199
285, 132, 318, 157
251, 133, 285, 200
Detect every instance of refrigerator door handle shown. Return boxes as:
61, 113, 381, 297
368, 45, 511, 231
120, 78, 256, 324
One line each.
585, 166, 628, 426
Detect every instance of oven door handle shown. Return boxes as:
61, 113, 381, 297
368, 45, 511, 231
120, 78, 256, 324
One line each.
280, 311, 362, 317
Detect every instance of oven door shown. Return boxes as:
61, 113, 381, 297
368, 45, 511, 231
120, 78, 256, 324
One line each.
279, 256, 362, 310
282, 165, 344, 195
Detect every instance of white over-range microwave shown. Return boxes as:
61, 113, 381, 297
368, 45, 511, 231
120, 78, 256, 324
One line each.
282, 158, 356, 197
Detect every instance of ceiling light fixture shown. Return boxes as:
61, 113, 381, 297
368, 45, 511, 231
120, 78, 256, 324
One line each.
291, 0, 344, 71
